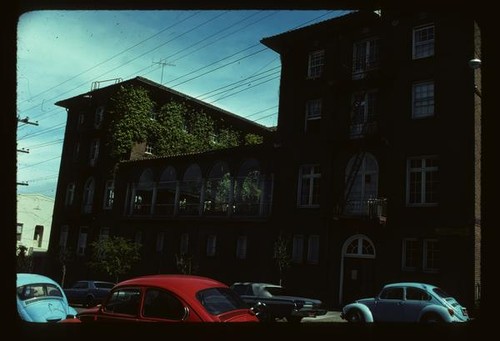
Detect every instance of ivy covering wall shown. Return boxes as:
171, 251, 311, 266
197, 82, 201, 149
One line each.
106, 85, 264, 159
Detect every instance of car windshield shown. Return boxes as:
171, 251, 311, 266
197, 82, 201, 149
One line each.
17, 283, 63, 301
197, 287, 248, 315
266, 287, 285, 296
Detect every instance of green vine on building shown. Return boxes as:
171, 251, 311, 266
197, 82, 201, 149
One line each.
107, 85, 264, 159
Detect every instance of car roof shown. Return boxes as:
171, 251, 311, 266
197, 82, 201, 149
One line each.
232, 282, 281, 288
383, 282, 438, 290
17, 273, 60, 287
115, 274, 226, 295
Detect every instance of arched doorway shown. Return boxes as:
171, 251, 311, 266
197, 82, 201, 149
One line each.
339, 234, 376, 305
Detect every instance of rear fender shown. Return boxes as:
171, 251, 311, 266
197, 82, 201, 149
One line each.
419, 305, 453, 322
343, 303, 374, 322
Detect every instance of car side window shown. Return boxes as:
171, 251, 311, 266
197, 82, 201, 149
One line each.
142, 288, 186, 320
405, 287, 431, 301
104, 288, 141, 315
73, 282, 88, 289
379, 287, 404, 300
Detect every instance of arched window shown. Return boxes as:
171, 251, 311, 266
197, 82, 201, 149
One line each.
233, 159, 261, 216
82, 177, 95, 214
179, 164, 202, 215
204, 161, 231, 216
344, 152, 378, 215
132, 169, 154, 215
343, 235, 375, 258
156, 166, 177, 216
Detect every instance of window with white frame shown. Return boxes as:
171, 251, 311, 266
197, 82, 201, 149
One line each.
103, 180, 115, 209
297, 164, 321, 207
350, 90, 377, 137
82, 177, 95, 213
305, 98, 322, 133
352, 38, 380, 75
145, 144, 154, 155
59, 225, 68, 250
407, 156, 439, 206
412, 81, 434, 119
402, 238, 419, 271
206, 235, 217, 257
292, 234, 304, 264
412, 24, 434, 59
89, 139, 100, 166
344, 153, 378, 215
423, 239, 439, 272
156, 232, 165, 253
77, 226, 88, 256
65, 183, 75, 207
99, 226, 110, 241
307, 235, 319, 264
307, 50, 325, 79
180, 233, 189, 255
94, 106, 104, 128
236, 235, 248, 260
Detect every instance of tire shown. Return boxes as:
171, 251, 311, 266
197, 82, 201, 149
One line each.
421, 313, 443, 323
85, 295, 95, 308
346, 310, 365, 323
287, 316, 303, 323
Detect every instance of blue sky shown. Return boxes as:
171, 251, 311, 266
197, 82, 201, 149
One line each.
16, 9, 352, 198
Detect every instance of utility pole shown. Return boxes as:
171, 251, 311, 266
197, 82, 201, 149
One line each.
152, 58, 175, 85
17, 116, 39, 186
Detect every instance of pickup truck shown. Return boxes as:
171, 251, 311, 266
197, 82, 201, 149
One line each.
230, 282, 327, 323
64, 280, 115, 307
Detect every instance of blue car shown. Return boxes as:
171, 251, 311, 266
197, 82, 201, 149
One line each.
341, 282, 470, 323
17, 273, 78, 323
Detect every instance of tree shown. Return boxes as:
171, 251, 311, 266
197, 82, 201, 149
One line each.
88, 236, 141, 282
175, 253, 198, 275
16, 245, 33, 273
273, 232, 292, 286
58, 247, 75, 288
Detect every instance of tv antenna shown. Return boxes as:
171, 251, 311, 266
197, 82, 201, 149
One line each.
152, 58, 175, 85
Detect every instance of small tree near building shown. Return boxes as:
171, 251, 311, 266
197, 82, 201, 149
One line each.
273, 232, 291, 286
16, 245, 33, 273
88, 236, 141, 282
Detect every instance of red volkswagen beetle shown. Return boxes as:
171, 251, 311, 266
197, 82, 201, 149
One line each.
65, 274, 260, 323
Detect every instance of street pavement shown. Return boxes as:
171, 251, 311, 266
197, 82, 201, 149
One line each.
301, 311, 345, 323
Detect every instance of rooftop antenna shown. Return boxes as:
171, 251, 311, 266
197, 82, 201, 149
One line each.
152, 58, 175, 85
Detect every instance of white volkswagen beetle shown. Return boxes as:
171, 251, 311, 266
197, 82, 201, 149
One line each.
341, 282, 470, 323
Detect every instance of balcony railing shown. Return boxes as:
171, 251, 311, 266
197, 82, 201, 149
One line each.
339, 197, 387, 223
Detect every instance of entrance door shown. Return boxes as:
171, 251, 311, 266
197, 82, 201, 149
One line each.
340, 234, 376, 305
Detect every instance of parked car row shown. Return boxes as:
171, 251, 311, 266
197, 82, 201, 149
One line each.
17, 273, 471, 324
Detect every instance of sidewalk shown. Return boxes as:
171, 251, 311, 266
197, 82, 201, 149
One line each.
302, 311, 345, 323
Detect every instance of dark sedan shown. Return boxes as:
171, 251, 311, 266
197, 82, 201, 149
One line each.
230, 282, 327, 323
64, 280, 115, 307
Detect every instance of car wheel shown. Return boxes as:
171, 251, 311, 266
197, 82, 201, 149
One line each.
421, 313, 443, 323
346, 310, 365, 323
85, 295, 95, 308
287, 316, 303, 323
